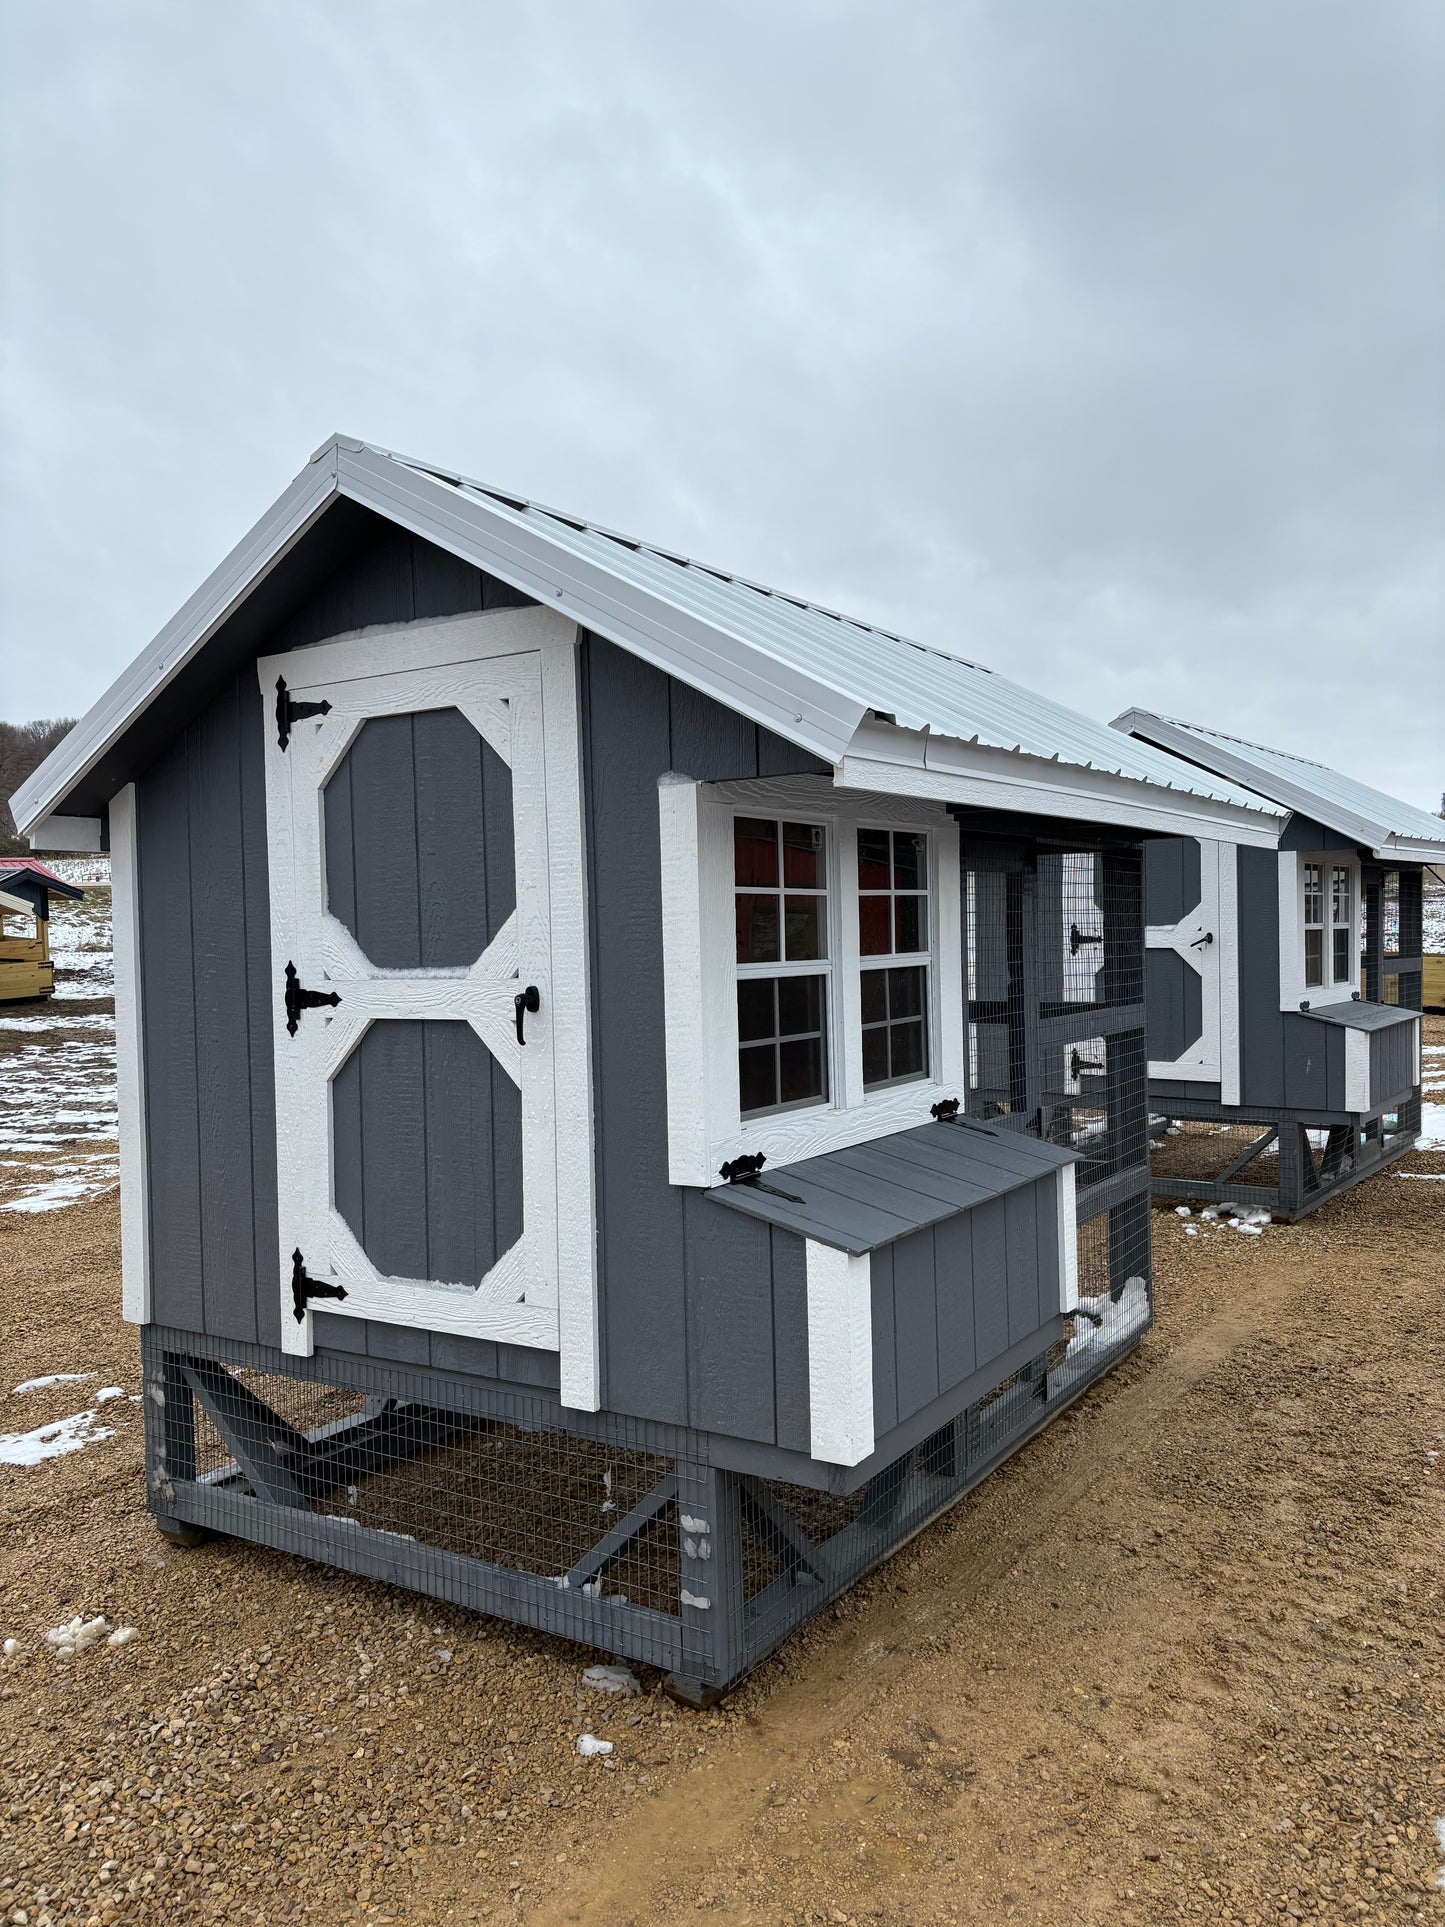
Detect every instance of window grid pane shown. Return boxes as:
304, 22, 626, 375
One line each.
861, 964, 929, 1091
736, 976, 829, 1117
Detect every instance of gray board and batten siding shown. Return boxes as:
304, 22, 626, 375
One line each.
131, 511, 835, 1451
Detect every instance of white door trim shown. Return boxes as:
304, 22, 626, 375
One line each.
257, 606, 599, 1408
1146, 838, 1226, 1086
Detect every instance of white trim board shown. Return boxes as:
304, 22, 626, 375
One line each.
1145, 837, 1231, 1088
109, 784, 150, 1324
805, 1240, 874, 1467
256, 606, 600, 1408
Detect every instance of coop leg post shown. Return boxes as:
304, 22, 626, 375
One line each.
667, 1463, 744, 1707
146, 1343, 215, 1547
1320, 1125, 1353, 1181
920, 1419, 958, 1480
1276, 1122, 1307, 1218
1108, 1191, 1151, 1300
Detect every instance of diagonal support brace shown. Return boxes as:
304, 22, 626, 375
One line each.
181, 1360, 315, 1510
565, 1472, 678, 1593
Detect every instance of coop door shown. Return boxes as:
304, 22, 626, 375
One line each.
1143, 838, 1231, 1086
258, 611, 597, 1402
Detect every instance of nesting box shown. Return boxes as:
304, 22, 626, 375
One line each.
0, 859, 85, 1002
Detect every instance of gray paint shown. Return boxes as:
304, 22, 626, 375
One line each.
1369, 1018, 1417, 1105
1145, 949, 1204, 1062
708, 1118, 1075, 1253
869, 1170, 1063, 1434
1143, 836, 1201, 927
323, 707, 515, 969
137, 532, 534, 1351
332, 1020, 522, 1286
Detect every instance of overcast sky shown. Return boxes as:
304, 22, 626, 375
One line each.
2, 1, 1441, 806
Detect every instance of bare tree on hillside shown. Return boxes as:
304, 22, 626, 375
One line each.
0, 718, 77, 854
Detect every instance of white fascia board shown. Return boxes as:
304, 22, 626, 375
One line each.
1373, 836, 1445, 865
27, 815, 103, 854
335, 446, 867, 766
0, 888, 30, 917
838, 722, 1284, 846
11, 451, 341, 836
805, 1240, 875, 1467
1112, 710, 1387, 851
110, 784, 150, 1324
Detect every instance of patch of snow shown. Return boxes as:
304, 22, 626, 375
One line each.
1396, 1172, 1445, 1181
107, 1625, 138, 1648
95, 1386, 125, 1402
680, 1589, 711, 1610
39, 856, 111, 887
0, 1408, 115, 1466
2, 1637, 20, 1657
1435, 1816, 1445, 1891
576, 1733, 613, 1757
678, 1514, 709, 1535
582, 1664, 639, 1696
433, 1648, 452, 1664
12, 1373, 92, 1394
1053, 1276, 1152, 1400
1174, 1204, 1191, 1217
44, 1614, 110, 1657
1415, 1102, 1445, 1152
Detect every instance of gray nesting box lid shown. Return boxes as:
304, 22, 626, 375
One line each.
707, 1119, 1078, 1255
1300, 1000, 1420, 1032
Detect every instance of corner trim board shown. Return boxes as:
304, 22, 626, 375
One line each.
805, 1239, 875, 1468
109, 783, 151, 1323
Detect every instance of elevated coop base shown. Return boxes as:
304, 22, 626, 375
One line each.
140, 1296, 1150, 1701
1148, 1096, 1421, 1222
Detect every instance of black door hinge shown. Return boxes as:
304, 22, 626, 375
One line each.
292, 1248, 348, 1323
1069, 1048, 1105, 1080
1069, 922, 1104, 956
275, 675, 332, 751
284, 960, 341, 1036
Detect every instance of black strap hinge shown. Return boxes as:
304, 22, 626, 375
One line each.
1069, 922, 1104, 956
284, 961, 341, 1036
292, 1248, 347, 1323
275, 675, 332, 751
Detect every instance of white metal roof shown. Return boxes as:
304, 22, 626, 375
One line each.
12, 436, 1283, 844
1113, 709, 1445, 862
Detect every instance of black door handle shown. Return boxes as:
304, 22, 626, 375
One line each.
514, 985, 540, 1044
1189, 930, 1215, 950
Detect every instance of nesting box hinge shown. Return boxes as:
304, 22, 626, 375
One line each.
284, 960, 341, 1036
275, 675, 332, 751
291, 1248, 348, 1323
716, 1152, 803, 1204
930, 1097, 960, 1121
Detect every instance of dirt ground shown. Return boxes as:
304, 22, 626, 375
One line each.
2, 1022, 1443, 1927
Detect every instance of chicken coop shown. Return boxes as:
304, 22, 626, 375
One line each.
0, 858, 85, 1002
1112, 710, 1444, 1220
11, 437, 1279, 1700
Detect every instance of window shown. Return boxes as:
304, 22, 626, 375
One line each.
1330, 865, 1352, 985
858, 828, 930, 1089
734, 818, 830, 1115
1303, 862, 1324, 989
660, 777, 966, 1183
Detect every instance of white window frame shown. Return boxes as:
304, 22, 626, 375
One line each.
659, 773, 965, 1185
1277, 850, 1361, 1012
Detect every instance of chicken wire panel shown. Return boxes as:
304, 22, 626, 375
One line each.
140, 1332, 713, 1681
737, 1263, 1152, 1668
1148, 1106, 1419, 1219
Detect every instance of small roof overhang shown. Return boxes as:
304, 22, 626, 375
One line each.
707, 1116, 1078, 1255
12, 437, 1285, 848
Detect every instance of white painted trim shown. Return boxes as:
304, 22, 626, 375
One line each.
539, 629, 601, 1412
1057, 1166, 1079, 1314
109, 785, 150, 1324
257, 608, 598, 1392
1144, 837, 1225, 1084
27, 814, 103, 854
1279, 850, 1362, 1013
1344, 1030, 1371, 1113
838, 722, 1283, 845
805, 1240, 874, 1467
659, 774, 967, 1185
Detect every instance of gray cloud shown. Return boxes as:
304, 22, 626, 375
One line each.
2, 0, 1441, 805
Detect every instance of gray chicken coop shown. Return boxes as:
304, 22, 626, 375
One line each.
1112, 710, 1443, 1220
11, 438, 1280, 1700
